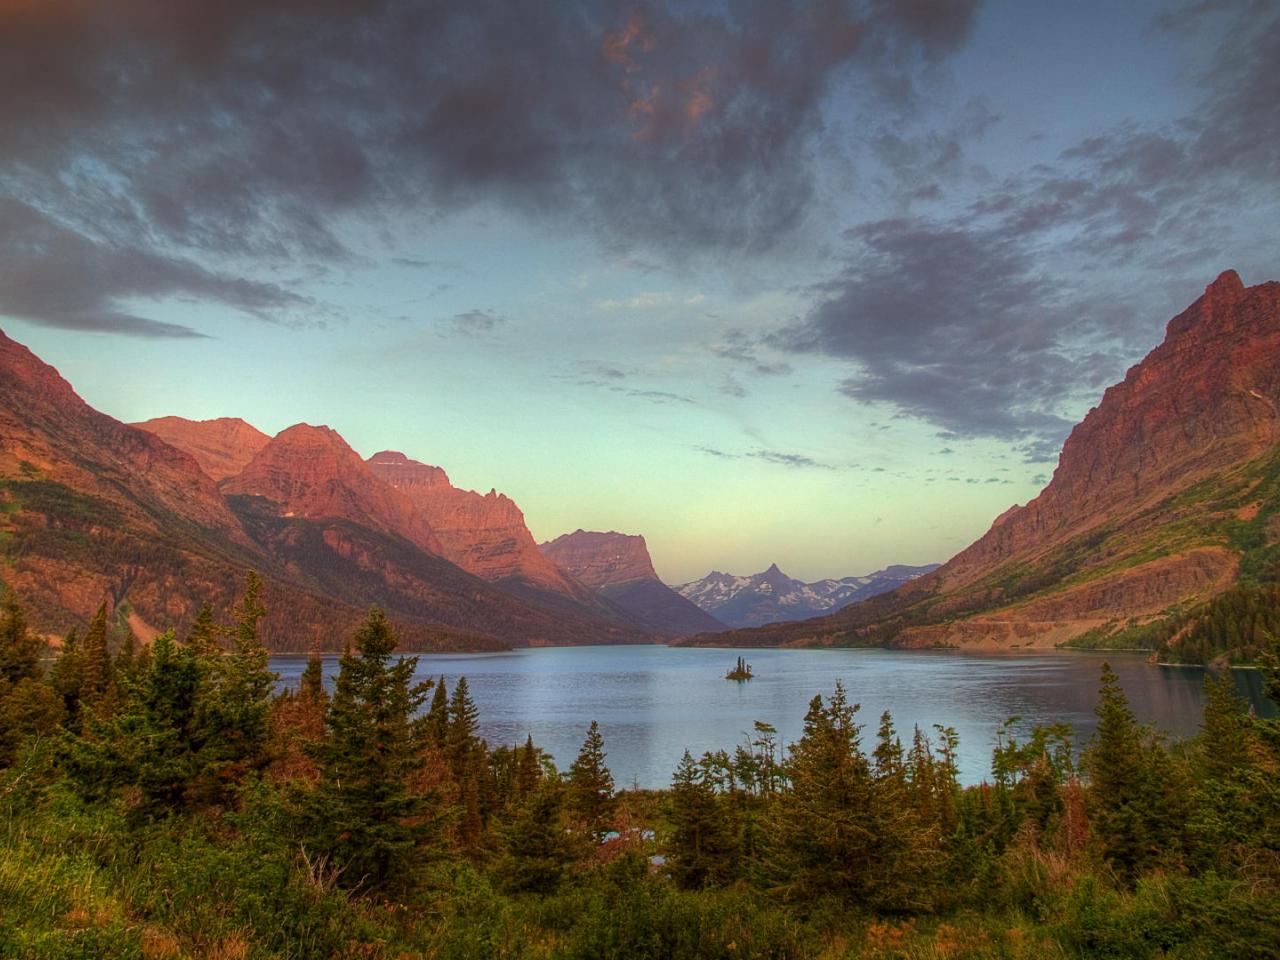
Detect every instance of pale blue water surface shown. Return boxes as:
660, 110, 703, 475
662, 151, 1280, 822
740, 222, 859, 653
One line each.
270, 645, 1275, 789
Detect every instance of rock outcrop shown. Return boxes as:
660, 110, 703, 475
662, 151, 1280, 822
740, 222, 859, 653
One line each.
540, 530, 659, 588
540, 530, 724, 636
133, 416, 270, 481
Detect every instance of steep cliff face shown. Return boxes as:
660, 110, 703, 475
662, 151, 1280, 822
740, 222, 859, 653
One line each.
367, 451, 577, 591
133, 416, 270, 481
539, 530, 658, 588
224, 427, 444, 556
539, 530, 724, 636
938, 270, 1280, 593
683, 271, 1280, 650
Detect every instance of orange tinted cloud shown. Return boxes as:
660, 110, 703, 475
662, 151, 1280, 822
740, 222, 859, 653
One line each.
601, 11, 652, 72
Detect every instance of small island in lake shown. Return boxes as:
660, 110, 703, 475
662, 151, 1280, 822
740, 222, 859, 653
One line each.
725, 656, 754, 681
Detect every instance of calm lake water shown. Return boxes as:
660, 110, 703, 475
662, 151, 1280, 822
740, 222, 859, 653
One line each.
270, 645, 1276, 789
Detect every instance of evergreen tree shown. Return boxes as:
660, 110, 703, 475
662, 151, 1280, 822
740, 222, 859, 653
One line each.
0, 592, 61, 766
185, 601, 222, 657
446, 675, 479, 778
771, 683, 879, 903
515, 733, 541, 799
79, 600, 114, 711
193, 571, 277, 804
1085, 663, 1184, 877
426, 674, 449, 746
301, 607, 441, 892
64, 630, 206, 813
495, 782, 577, 894
299, 646, 327, 707
568, 719, 615, 843
0, 590, 42, 684
668, 750, 732, 889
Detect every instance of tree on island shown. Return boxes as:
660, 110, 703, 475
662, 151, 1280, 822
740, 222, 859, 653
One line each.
725, 656, 753, 681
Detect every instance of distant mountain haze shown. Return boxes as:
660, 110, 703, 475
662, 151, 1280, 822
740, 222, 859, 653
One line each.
676, 562, 940, 628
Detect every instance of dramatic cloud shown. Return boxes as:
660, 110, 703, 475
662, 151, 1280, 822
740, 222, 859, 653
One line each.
0, 0, 981, 268
775, 1, 1280, 458
0, 198, 306, 337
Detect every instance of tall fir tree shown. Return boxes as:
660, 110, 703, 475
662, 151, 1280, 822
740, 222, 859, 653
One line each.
668, 750, 732, 889
568, 719, 615, 843
0, 592, 62, 766
426, 674, 449, 746
79, 600, 114, 712
193, 571, 277, 804
302, 607, 441, 892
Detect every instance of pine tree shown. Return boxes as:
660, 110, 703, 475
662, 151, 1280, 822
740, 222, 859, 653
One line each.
64, 630, 205, 813
426, 674, 449, 746
185, 601, 222, 657
0, 592, 61, 766
1085, 662, 1185, 877
495, 781, 577, 894
193, 571, 277, 804
301, 607, 441, 892
299, 645, 327, 707
0, 591, 42, 684
516, 733, 541, 798
771, 683, 880, 903
446, 676, 479, 779
79, 600, 114, 711
568, 719, 615, 843
668, 750, 732, 889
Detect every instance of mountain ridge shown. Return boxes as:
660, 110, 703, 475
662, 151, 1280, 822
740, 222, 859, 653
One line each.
677, 271, 1280, 651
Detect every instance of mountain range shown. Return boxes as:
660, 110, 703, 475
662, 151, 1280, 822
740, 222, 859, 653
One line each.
681, 271, 1280, 652
675, 563, 939, 628
0, 334, 710, 649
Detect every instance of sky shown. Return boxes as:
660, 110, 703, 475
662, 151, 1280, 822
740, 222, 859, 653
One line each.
1, 0, 1277, 585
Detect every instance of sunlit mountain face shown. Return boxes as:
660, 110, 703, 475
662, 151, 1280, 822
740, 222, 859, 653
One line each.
1, 2, 1277, 587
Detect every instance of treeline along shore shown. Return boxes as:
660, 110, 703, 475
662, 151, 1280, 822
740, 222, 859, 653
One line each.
1, 575, 1278, 958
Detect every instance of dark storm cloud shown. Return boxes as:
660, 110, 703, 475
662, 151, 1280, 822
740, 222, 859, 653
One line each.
0, 0, 984, 339
778, 1, 1280, 458
0, 198, 306, 338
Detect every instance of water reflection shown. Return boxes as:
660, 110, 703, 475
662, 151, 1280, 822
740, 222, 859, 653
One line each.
271, 645, 1275, 789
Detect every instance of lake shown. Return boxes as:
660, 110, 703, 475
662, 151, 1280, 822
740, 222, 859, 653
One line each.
270, 645, 1276, 789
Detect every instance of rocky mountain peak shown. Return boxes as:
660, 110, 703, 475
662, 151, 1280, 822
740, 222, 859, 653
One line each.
224, 424, 443, 555
538, 530, 658, 588
132, 415, 270, 481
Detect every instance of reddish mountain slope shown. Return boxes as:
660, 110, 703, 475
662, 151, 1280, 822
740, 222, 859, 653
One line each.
684, 271, 1280, 650
540, 530, 725, 637
0, 330, 653, 649
366, 451, 578, 592
133, 416, 270, 481
224, 426, 444, 556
